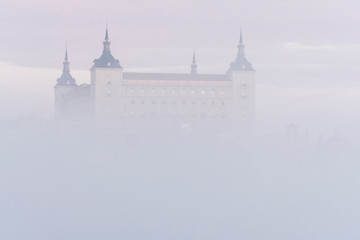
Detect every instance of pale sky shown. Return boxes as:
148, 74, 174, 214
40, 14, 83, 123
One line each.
2, 0, 360, 71
1, 0, 360, 137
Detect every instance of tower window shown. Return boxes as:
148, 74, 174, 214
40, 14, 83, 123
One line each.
241, 91, 247, 98
107, 89, 111, 97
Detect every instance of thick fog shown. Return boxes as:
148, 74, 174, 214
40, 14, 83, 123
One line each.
1, 0, 360, 239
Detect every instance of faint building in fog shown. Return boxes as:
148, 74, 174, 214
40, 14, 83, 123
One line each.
54, 28, 255, 136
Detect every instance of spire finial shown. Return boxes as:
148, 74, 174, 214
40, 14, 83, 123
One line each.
65, 42, 68, 62
62, 43, 71, 74
103, 25, 111, 53
105, 24, 109, 41
239, 28, 243, 45
191, 50, 197, 74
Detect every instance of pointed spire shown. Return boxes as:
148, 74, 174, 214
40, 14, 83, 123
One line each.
64, 43, 68, 62
103, 25, 111, 53
239, 28, 243, 45
237, 29, 245, 58
191, 50, 197, 74
105, 25, 109, 42
63, 44, 70, 73
228, 29, 254, 72
92, 25, 122, 69
56, 44, 76, 86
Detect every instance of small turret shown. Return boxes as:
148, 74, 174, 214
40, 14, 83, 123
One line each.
92, 26, 122, 69
228, 30, 254, 72
56, 46, 76, 86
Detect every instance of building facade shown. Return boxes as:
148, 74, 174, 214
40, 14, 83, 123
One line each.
55, 29, 255, 137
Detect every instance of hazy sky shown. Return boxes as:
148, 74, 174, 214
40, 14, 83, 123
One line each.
1, 0, 360, 137
2, 0, 360, 72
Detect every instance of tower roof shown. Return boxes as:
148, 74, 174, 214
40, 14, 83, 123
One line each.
92, 27, 122, 69
56, 47, 76, 86
228, 30, 254, 72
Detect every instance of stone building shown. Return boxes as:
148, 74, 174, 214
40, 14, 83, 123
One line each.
54, 28, 255, 137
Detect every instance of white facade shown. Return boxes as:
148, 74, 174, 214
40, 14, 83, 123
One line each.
55, 29, 255, 136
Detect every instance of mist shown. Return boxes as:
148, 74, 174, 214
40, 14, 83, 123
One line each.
1, 0, 360, 239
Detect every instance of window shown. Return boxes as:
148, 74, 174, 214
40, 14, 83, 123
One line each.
130, 88, 135, 95
191, 89, 196, 95
107, 76, 111, 85
210, 89, 215, 95
107, 89, 111, 97
220, 89, 225, 96
241, 90, 247, 98
161, 88, 166, 95
201, 89, 206, 95
181, 89, 186, 95
241, 79, 247, 86
151, 88, 156, 95
140, 88, 145, 95
171, 88, 176, 95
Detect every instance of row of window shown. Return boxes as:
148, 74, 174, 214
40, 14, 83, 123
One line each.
126, 100, 227, 106
106, 77, 248, 86
121, 87, 230, 96
106, 90, 248, 98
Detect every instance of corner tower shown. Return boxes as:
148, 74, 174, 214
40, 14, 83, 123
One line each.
54, 47, 77, 122
228, 31, 256, 136
90, 27, 123, 124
